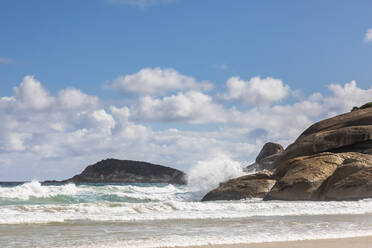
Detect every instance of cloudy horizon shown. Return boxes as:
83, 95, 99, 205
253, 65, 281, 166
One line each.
1, 69, 372, 180
1, 0, 372, 180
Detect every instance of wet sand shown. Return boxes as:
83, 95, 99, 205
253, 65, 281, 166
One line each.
174, 236, 372, 248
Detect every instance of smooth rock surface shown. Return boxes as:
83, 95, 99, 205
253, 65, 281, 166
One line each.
201, 170, 276, 201
278, 108, 372, 164
268, 151, 372, 201
255, 142, 284, 163
203, 106, 372, 201
320, 153, 372, 200
266, 153, 343, 200
245, 142, 284, 172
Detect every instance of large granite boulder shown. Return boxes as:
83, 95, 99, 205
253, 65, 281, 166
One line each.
62, 159, 187, 184
266, 107, 372, 201
319, 154, 372, 200
201, 170, 276, 201
277, 107, 372, 164
203, 107, 372, 201
264, 152, 372, 200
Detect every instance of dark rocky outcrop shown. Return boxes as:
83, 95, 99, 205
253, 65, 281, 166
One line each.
245, 142, 284, 172
61, 159, 187, 184
255, 142, 284, 163
351, 102, 372, 112
203, 106, 372, 201
201, 170, 276, 201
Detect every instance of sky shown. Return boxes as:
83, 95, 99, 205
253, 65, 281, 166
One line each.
1, 0, 372, 180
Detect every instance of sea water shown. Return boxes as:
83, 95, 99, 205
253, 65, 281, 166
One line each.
1, 181, 372, 247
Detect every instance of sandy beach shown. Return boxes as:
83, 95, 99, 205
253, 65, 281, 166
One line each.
177, 236, 372, 248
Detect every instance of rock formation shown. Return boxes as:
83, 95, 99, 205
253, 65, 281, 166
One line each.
201, 170, 276, 201
245, 142, 283, 172
60, 159, 187, 184
351, 102, 372, 112
256, 142, 284, 163
203, 106, 372, 201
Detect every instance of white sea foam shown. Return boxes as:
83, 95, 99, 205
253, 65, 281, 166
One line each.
2, 182, 372, 247
187, 154, 246, 198
2, 198, 372, 224
0, 155, 246, 204
0, 181, 78, 200
0, 181, 186, 202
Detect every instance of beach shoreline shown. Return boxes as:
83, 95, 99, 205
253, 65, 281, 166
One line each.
172, 236, 372, 248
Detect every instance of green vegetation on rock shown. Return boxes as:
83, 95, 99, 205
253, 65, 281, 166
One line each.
351, 102, 372, 112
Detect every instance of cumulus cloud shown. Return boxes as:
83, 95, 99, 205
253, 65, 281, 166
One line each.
364, 28, 372, 43
13, 76, 54, 110
131, 91, 227, 123
107, 67, 213, 96
0, 76, 104, 153
91, 110, 116, 135
325, 80, 372, 114
58, 88, 99, 110
0, 76, 256, 180
228, 98, 326, 145
0, 132, 31, 152
228, 80, 372, 145
1, 74, 372, 182
223, 76, 290, 105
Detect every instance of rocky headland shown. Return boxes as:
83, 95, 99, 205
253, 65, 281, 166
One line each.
202, 105, 372, 201
48, 159, 187, 184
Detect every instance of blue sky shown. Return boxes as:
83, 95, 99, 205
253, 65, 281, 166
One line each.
2, 0, 372, 95
1, 0, 372, 180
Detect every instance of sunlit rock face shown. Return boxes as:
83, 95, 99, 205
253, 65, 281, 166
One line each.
204, 107, 372, 201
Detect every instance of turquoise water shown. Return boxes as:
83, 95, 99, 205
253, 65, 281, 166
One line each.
0, 182, 181, 206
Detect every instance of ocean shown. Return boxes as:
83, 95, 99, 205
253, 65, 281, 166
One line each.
1, 181, 372, 247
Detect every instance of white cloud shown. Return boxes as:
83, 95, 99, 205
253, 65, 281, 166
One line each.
0, 57, 15, 65
58, 88, 99, 110
13, 75, 54, 110
228, 99, 325, 145
223, 76, 290, 105
324, 80, 372, 114
107, 67, 213, 95
91, 110, 116, 135
106, 0, 175, 8
364, 28, 372, 43
131, 91, 227, 123
1, 75, 372, 182
0, 132, 31, 152
227, 80, 372, 145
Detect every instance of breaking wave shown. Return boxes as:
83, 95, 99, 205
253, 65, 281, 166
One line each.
2, 178, 372, 247
187, 154, 246, 199
2, 181, 372, 224
0, 180, 187, 205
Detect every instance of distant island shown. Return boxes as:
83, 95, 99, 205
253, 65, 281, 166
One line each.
45, 159, 187, 185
